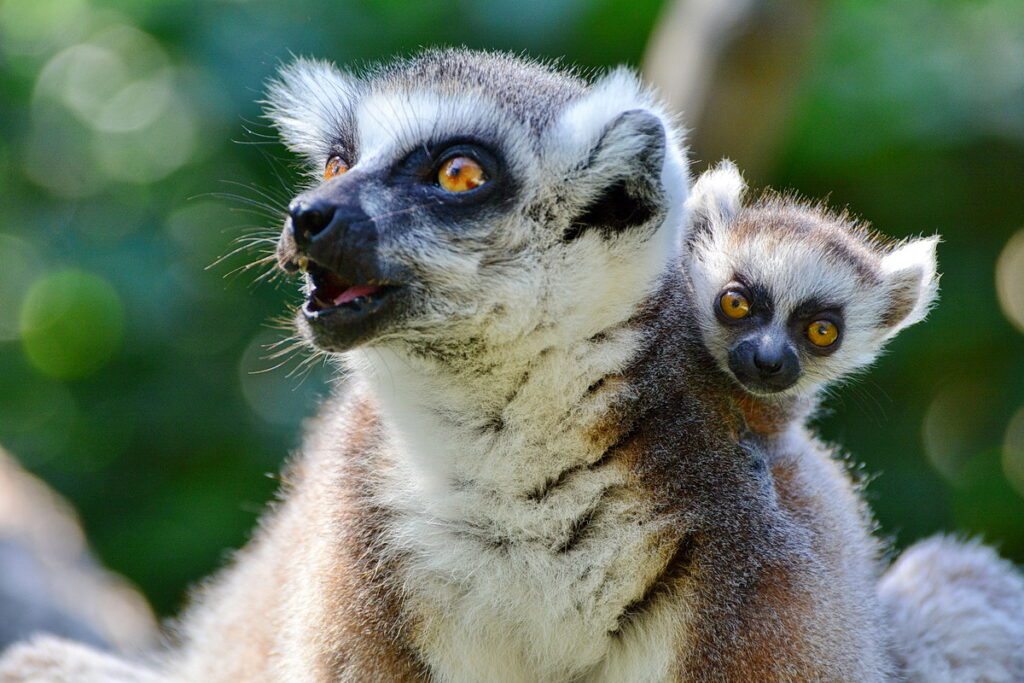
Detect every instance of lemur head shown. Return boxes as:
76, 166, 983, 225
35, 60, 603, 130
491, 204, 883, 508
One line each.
264, 49, 688, 359
685, 161, 939, 399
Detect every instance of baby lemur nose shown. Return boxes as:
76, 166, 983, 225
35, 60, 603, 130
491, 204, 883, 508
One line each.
728, 335, 800, 392
753, 344, 784, 374
288, 198, 337, 247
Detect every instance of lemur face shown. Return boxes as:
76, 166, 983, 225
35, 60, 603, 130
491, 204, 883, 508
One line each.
265, 51, 689, 355
685, 162, 939, 399
710, 276, 845, 395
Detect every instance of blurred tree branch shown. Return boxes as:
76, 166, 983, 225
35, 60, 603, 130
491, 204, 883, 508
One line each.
644, 0, 823, 181
0, 449, 156, 654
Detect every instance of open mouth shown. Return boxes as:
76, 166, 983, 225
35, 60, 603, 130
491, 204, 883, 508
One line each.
285, 256, 408, 352
303, 262, 399, 315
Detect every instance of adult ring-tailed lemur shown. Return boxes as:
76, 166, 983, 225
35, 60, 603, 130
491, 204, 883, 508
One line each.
1, 49, 1021, 683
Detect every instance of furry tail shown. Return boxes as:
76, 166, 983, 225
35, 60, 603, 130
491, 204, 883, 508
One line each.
880, 536, 1024, 683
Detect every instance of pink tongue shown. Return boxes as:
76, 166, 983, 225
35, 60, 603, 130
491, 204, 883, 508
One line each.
334, 285, 381, 305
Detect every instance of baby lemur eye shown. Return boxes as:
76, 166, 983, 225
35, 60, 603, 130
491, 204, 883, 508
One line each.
324, 155, 348, 180
437, 155, 487, 193
807, 320, 840, 347
719, 290, 751, 320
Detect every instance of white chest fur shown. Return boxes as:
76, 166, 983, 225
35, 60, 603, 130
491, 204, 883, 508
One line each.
355, 332, 689, 682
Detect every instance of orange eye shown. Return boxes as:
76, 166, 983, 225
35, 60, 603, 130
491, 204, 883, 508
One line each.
719, 291, 751, 320
324, 156, 348, 180
807, 320, 839, 347
437, 155, 487, 193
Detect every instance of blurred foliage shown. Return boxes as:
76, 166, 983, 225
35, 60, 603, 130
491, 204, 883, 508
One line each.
0, 0, 1021, 617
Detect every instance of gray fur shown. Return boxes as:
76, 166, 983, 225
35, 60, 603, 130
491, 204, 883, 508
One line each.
880, 536, 1024, 682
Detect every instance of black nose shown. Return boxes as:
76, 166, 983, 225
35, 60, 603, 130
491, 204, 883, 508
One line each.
753, 338, 785, 375
727, 334, 800, 393
288, 198, 336, 247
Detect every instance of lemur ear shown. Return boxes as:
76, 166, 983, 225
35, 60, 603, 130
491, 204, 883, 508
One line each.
263, 58, 359, 162
686, 160, 746, 238
879, 236, 940, 335
567, 109, 667, 237
555, 70, 674, 240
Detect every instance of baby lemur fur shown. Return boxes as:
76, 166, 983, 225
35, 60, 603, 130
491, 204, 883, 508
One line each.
684, 161, 942, 683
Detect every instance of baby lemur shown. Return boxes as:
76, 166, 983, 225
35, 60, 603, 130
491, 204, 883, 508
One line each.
684, 160, 940, 680
687, 163, 1024, 682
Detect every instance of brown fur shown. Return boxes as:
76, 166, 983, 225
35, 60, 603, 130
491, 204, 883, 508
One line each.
729, 193, 891, 287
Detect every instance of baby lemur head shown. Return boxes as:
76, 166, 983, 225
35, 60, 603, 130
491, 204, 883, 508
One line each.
265, 49, 688, 359
685, 161, 939, 400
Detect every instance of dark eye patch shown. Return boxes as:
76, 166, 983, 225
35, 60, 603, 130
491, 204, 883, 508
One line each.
326, 132, 358, 170
787, 298, 845, 356
726, 277, 774, 321
788, 297, 843, 324
373, 136, 517, 229
390, 138, 496, 181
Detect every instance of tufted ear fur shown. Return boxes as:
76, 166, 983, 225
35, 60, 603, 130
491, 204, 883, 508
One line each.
686, 159, 746, 239
563, 109, 668, 240
878, 236, 940, 335
263, 58, 360, 162
549, 69, 678, 242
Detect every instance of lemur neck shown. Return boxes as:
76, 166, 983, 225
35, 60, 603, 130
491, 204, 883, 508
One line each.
732, 391, 817, 438
350, 288, 667, 497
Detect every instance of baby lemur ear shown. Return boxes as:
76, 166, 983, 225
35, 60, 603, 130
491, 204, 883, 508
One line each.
263, 58, 360, 162
878, 236, 940, 335
686, 159, 746, 239
555, 70, 673, 239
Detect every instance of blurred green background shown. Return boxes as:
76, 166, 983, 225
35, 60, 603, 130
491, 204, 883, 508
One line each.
0, 0, 1022, 617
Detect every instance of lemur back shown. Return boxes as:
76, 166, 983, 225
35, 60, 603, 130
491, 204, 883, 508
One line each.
1, 53, 896, 682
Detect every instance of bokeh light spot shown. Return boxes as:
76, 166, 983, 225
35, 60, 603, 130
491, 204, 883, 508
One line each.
0, 234, 43, 341
1003, 405, 1024, 499
996, 229, 1024, 334
92, 100, 196, 184
922, 382, 998, 482
94, 71, 174, 133
238, 331, 329, 426
19, 270, 125, 380
28, 23, 189, 191
35, 43, 127, 124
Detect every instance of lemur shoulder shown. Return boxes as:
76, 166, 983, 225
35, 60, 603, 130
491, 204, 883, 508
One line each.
2, 51, 922, 682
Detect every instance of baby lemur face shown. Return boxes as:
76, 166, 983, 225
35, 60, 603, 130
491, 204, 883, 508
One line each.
265, 50, 688, 356
685, 161, 939, 399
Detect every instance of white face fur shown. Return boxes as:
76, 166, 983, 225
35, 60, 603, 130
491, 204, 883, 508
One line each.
265, 52, 690, 362
685, 161, 940, 400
